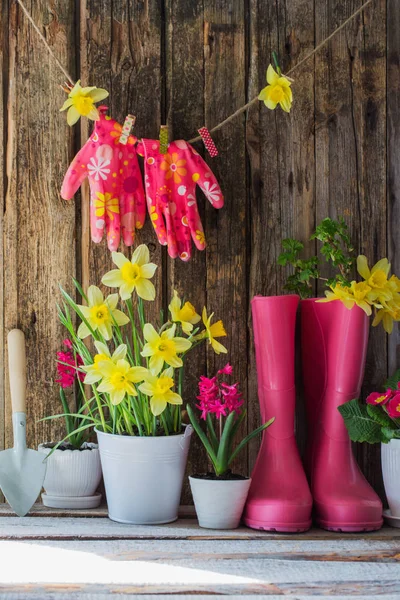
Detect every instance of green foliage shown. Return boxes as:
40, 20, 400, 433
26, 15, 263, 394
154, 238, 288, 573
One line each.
186, 404, 274, 477
277, 217, 355, 298
338, 398, 398, 444
277, 239, 319, 299
385, 369, 400, 391
311, 217, 355, 285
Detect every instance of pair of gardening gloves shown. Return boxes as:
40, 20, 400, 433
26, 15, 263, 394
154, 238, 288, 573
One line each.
61, 109, 224, 261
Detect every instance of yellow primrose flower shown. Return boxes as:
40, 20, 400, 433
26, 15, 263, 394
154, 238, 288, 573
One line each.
357, 255, 391, 289
102, 245, 157, 301
168, 291, 201, 335
139, 367, 182, 416
258, 64, 293, 113
82, 342, 127, 385
372, 301, 400, 334
60, 80, 109, 126
77, 286, 129, 341
141, 323, 192, 375
196, 307, 228, 355
96, 359, 147, 405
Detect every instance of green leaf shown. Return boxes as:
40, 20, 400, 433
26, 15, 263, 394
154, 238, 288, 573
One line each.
228, 417, 275, 466
382, 427, 400, 442
366, 404, 394, 428
385, 369, 400, 391
186, 404, 218, 471
338, 398, 386, 444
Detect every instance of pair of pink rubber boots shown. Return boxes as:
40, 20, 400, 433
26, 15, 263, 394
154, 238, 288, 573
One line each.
243, 295, 383, 532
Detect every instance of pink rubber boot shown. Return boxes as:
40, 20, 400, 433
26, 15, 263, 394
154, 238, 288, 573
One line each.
243, 295, 313, 532
301, 299, 383, 532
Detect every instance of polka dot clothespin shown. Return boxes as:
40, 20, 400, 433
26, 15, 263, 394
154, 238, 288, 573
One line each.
198, 127, 218, 157
119, 114, 136, 145
159, 125, 169, 155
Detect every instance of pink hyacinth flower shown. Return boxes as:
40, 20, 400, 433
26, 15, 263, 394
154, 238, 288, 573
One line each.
218, 363, 233, 376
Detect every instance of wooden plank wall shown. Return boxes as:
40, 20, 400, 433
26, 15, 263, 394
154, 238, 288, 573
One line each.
0, 0, 396, 502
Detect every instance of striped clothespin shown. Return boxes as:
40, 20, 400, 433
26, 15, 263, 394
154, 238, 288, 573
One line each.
119, 114, 136, 145
198, 127, 218, 157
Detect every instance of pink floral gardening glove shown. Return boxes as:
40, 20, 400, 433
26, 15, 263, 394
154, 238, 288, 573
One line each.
61, 109, 145, 251
137, 139, 224, 261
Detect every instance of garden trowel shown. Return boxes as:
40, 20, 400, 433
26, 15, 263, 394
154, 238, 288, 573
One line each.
0, 329, 46, 516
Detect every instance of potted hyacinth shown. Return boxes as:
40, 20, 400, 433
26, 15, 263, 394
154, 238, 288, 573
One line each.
339, 371, 400, 525
187, 366, 274, 529
39, 341, 102, 508
54, 244, 228, 524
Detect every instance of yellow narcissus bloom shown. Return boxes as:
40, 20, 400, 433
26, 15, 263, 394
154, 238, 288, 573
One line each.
169, 291, 201, 335
141, 324, 192, 375
60, 80, 109, 126
82, 342, 127, 385
196, 308, 228, 355
96, 359, 147, 405
139, 367, 182, 416
372, 300, 400, 334
102, 245, 157, 301
318, 283, 357, 309
357, 255, 391, 289
258, 64, 293, 113
77, 286, 129, 341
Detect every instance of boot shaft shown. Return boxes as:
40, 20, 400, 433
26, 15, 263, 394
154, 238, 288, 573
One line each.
252, 295, 299, 438
301, 298, 369, 440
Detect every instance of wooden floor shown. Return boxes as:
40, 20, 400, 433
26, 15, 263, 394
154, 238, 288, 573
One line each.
0, 506, 398, 598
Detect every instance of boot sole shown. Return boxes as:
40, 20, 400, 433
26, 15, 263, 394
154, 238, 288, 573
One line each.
316, 517, 383, 532
243, 517, 312, 533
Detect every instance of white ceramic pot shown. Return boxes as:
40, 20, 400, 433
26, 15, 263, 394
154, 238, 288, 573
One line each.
382, 439, 400, 517
96, 426, 193, 524
38, 442, 102, 509
189, 476, 252, 529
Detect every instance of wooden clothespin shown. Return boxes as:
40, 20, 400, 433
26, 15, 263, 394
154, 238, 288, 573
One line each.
159, 125, 169, 154
198, 127, 218, 157
120, 114, 136, 145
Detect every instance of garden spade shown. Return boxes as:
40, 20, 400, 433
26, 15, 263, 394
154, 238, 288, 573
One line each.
0, 329, 46, 516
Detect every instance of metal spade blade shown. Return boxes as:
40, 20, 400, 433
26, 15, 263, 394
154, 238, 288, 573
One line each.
0, 330, 47, 516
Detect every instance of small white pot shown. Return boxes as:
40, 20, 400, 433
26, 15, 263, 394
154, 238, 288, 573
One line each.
38, 442, 102, 509
189, 476, 251, 529
382, 439, 400, 517
96, 426, 192, 525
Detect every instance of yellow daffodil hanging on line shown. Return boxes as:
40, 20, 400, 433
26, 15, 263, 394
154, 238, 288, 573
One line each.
60, 80, 109, 126
258, 58, 293, 113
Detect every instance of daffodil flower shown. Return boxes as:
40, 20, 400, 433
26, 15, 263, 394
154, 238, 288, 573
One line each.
82, 342, 127, 385
141, 323, 192, 375
96, 359, 147, 405
77, 286, 129, 341
195, 308, 228, 355
168, 291, 201, 335
60, 80, 109, 126
102, 245, 157, 301
139, 367, 182, 416
373, 301, 400, 334
357, 255, 391, 289
258, 64, 293, 113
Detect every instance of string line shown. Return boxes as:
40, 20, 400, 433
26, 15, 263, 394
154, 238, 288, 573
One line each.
15, 0, 374, 143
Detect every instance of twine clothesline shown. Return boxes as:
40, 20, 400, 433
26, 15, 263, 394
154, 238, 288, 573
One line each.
15, 0, 374, 145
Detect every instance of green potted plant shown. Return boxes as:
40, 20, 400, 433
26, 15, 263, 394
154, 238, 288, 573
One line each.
339, 372, 400, 526
187, 365, 274, 529
54, 244, 228, 524
39, 341, 102, 508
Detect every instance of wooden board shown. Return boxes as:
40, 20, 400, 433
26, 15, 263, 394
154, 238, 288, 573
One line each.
0, 518, 400, 597
0, 0, 397, 506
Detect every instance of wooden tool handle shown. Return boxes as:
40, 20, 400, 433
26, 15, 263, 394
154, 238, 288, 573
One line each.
7, 329, 26, 414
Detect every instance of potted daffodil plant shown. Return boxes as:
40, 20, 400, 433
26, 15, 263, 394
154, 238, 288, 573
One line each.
55, 244, 228, 524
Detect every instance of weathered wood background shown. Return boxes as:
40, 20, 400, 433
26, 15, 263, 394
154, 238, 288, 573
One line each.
0, 0, 398, 503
